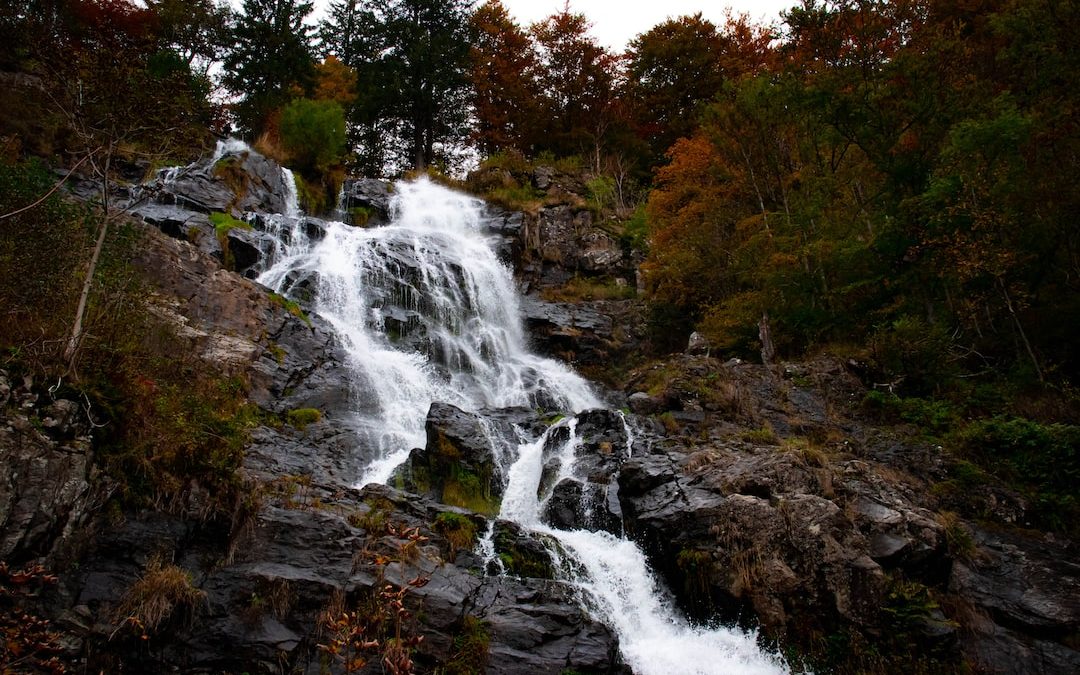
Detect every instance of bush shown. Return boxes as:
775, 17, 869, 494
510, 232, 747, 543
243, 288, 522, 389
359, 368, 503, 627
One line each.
279, 98, 346, 174
869, 315, 956, 394
951, 416, 1079, 534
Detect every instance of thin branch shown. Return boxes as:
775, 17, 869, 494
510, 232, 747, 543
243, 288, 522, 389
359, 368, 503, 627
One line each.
0, 149, 101, 220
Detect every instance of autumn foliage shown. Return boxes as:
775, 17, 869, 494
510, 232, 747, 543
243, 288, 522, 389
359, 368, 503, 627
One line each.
640, 0, 1080, 389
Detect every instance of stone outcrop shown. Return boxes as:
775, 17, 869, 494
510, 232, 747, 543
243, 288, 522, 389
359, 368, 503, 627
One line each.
64, 481, 626, 673
609, 354, 1080, 673
0, 371, 101, 564
339, 177, 393, 226
402, 403, 503, 516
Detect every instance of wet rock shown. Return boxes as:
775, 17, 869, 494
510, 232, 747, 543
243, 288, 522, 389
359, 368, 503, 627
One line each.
482, 207, 526, 265
542, 478, 622, 535
0, 373, 98, 562
491, 520, 555, 579
224, 226, 275, 276
148, 145, 290, 216
340, 177, 393, 226
404, 403, 502, 515
70, 484, 625, 674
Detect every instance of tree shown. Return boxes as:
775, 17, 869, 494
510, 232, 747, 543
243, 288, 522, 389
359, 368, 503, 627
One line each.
223, 0, 316, 137
626, 14, 728, 160
530, 5, 618, 159
313, 55, 359, 107
343, 0, 473, 172
145, 0, 233, 77
468, 0, 541, 156
279, 98, 346, 175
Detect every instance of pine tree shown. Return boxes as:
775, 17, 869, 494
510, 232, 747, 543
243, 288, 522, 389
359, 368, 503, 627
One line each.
329, 0, 472, 173
223, 0, 316, 137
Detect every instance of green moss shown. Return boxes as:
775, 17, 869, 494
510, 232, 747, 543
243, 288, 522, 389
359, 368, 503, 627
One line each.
441, 466, 499, 516
493, 530, 555, 579
209, 212, 251, 270
268, 292, 311, 327
209, 211, 251, 235
348, 205, 374, 226
286, 407, 321, 430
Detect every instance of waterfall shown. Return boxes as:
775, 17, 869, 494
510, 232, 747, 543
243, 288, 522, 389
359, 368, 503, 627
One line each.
255, 177, 789, 675
280, 167, 302, 219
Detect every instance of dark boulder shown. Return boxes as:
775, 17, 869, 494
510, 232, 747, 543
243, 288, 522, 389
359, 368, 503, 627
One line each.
340, 177, 393, 226
0, 372, 99, 563
403, 403, 502, 515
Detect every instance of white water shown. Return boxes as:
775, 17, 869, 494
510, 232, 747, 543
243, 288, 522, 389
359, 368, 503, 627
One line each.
499, 422, 788, 675
255, 176, 788, 675
257, 177, 599, 485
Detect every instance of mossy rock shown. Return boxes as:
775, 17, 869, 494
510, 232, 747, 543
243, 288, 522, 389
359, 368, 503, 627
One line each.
492, 521, 555, 579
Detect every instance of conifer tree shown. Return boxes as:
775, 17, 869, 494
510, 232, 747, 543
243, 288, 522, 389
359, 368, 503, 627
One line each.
223, 0, 316, 137
323, 0, 472, 173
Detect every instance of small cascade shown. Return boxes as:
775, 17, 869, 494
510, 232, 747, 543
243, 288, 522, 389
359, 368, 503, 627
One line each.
498, 422, 788, 675
210, 137, 251, 164
331, 181, 348, 222
280, 167, 302, 219
257, 177, 600, 487
255, 176, 789, 675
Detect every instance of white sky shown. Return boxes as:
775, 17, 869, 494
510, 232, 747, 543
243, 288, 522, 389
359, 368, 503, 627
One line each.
499, 1, 794, 50
299, 1, 795, 52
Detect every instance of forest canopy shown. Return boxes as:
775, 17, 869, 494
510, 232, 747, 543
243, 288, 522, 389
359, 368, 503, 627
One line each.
0, 0, 1077, 391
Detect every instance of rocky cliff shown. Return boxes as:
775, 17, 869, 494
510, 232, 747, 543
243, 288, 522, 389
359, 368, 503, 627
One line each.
1, 145, 1076, 674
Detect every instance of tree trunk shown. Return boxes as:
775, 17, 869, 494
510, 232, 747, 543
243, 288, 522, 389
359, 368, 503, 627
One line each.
759, 311, 776, 366
64, 146, 112, 370
998, 276, 1044, 382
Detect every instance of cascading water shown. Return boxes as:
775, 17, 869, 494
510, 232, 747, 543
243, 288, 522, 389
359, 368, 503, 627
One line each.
258, 177, 599, 485
255, 176, 789, 675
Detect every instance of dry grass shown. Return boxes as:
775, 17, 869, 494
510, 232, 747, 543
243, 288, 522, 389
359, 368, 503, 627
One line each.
253, 131, 289, 165
685, 449, 722, 473
115, 556, 204, 636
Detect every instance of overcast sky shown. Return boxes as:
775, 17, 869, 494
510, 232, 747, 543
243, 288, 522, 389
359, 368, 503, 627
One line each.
298, 1, 795, 52
498, 1, 794, 50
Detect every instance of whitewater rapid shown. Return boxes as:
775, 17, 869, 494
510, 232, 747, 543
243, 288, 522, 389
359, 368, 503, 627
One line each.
250, 167, 789, 675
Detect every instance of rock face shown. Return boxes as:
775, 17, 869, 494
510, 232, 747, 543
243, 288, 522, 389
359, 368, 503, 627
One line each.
150, 144, 291, 216
402, 403, 503, 516
612, 355, 1080, 673
339, 177, 393, 226
0, 371, 100, 564
67, 481, 626, 674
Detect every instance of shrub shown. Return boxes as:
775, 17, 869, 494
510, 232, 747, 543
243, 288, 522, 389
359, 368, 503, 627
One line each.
586, 175, 616, 214
433, 512, 478, 562
279, 98, 346, 174
950, 416, 1079, 534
